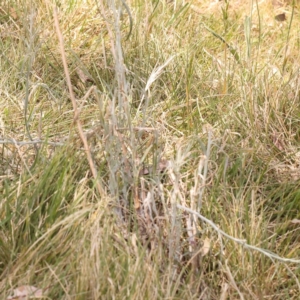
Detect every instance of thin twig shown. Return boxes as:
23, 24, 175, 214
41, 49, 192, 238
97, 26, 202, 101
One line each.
177, 204, 300, 264
53, 8, 105, 196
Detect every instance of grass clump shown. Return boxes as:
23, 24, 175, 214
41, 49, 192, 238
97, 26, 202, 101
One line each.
1, 0, 300, 299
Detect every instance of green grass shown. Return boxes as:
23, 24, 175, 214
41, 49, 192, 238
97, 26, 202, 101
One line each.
1, 0, 300, 299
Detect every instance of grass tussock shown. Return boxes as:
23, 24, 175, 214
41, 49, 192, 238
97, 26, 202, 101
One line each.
1, 0, 300, 299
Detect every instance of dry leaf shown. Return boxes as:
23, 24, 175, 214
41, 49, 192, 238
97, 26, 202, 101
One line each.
7, 285, 43, 299
0, 6, 18, 20
200, 237, 211, 257
134, 186, 140, 209
9, 7, 18, 20
291, 219, 300, 224
272, 0, 286, 8
131, 233, 138, 253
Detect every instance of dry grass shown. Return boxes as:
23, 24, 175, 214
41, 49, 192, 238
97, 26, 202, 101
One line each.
1, 0, 300, 299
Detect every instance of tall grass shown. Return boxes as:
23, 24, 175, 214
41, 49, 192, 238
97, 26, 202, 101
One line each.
1, 0, 300, 299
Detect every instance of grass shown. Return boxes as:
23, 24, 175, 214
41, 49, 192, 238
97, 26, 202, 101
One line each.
1, 0, 300, 299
